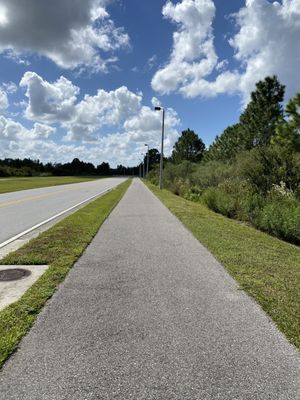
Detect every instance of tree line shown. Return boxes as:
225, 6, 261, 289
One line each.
148, 76, 300, 244
0, 157, 135, 177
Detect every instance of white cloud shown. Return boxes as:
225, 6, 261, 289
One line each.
19, 71, 180, 148
0, 116, 55, 140
151, 97, 161, 108
152, 0, 220, 95
20, 71, 80, 123
0, 0, 129, 72
152, 0, 300, 103
147, 55, 158, 70
2, 81, 17, 94
229, 0, 300, 103
0, 89, 8, 112
10, 71, 181, 165
65, 86, 143, 140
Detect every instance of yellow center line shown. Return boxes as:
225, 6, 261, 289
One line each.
0, 183, 95, 208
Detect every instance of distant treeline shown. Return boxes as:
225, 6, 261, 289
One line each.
0, 148, 162, 178
0, 158, 135, 177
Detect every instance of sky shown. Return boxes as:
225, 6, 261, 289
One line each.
0, 0, 300, 167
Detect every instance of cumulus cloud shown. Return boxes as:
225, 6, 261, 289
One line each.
230, 0, 300, 102
12, 71, 181, 165
123, 105, 180, 153
20, 71, 80, 122
0, 0, 129, 72
151, 0, 223, 96
66, 86, 143, 140
19, 71, 180, 148
0, 116, 55, 140
152, 0, 300, 103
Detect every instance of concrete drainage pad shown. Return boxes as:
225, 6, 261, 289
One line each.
0, 265, 49, 311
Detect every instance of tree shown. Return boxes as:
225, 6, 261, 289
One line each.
97, 162, 110, 176
204, 124, 244, 162
143, 148, 160, 171
272, 93, 300, 151
239, 75, 285, 147
172, 129, 205, 163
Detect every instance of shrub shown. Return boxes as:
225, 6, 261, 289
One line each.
237, 147, 300, 193
189, 160, 235, 189
184, 186, 203, 202
244, 193, 266, 226
202, 188, 236, 218
257, 196, 300, 243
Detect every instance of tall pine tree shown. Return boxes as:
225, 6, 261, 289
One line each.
239, 75, 285, 147
172, 129, 205, 163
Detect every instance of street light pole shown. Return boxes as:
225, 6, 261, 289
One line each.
145, 144, 149, 176
142, 156, 145, 178
141, 153, 145, 178
155, 106, 165, 189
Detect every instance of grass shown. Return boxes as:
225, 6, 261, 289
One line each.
0, 179, 131, 368
146, 182, 300, 350
0, 176, 101, 194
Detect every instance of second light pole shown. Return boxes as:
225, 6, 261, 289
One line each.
145, 143, 149, 176
154, 106, 165, 189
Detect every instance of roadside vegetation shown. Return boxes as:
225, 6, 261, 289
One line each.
0, 179, 131, 368
148, 76, 300, 245
146, 181, 300, 349
0, 176, 101, 194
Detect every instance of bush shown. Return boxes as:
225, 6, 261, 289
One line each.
256, 196, 300, 243
202, 188, 236, 218
237, 147, 300, 193
244, 193, 266, 226
189, 160, 235, 189
184, 186, 203, 202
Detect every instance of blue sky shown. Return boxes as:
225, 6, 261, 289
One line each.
0, 0, 299, 166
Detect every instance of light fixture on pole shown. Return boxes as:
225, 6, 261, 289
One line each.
154, 106, 165, 189
145, 144, 149, 176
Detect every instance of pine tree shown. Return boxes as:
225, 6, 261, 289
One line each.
239, 75, 285, 147
273, 93, 300, 151
172, 129, 205, 163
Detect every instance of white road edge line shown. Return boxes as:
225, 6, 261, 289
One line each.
0, 184, 118, 249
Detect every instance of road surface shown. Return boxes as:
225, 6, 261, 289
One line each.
0, 177, 126, 247
0, 179, 299, 399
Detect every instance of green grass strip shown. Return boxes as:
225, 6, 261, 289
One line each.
0, 176, 101, 194
0, 179, 131, 367
146, 182, 300, 349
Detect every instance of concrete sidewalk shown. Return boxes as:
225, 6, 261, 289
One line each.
0, 179, 299, 399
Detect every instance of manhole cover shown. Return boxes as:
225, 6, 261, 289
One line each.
0, 268, 31, 282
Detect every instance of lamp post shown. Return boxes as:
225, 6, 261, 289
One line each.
154, 106, 165, 189
141, 153, 145, 178
145, 144, 149, 176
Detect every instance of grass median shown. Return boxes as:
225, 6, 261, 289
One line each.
0, 176, 101, 194
0, 179, 131, 368
146, 181, 300, 350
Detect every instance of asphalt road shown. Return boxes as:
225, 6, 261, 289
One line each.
0, 177, 126, 246
0, 179, 299, 399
